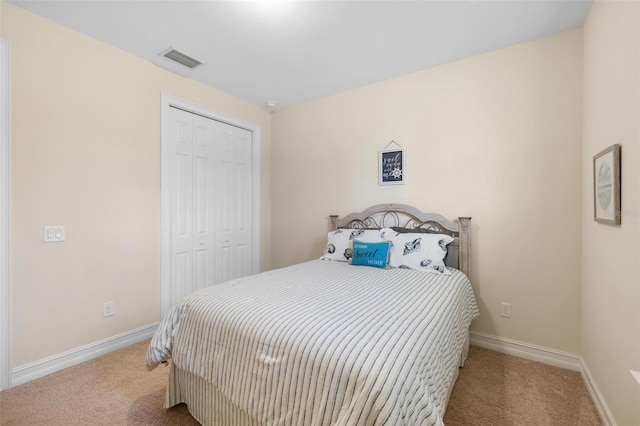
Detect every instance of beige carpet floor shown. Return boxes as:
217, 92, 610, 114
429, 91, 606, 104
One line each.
0, 341, 601, 425
443, 346, 602, 426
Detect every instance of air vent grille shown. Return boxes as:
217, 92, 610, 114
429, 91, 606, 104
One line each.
161, 48, 202, 69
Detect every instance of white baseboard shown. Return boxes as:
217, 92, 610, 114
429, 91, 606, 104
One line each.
469, 331, 582, 371
11, 322, 158, 387
470, 331, 615, 426
580, 358, 617, 426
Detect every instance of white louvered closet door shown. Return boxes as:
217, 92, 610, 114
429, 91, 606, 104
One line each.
168, 106, 252, 303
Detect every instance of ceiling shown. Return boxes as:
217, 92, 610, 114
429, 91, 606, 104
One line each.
9, 0, 592, 110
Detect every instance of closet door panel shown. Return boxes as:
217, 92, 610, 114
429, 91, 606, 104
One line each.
214, 124, 252, 282
234, 129, 253, 278
169, 107, 194, 302
192, 115, 217, 293
217, 128, 234, 284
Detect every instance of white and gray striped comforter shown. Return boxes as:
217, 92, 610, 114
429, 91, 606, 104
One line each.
146, 260, 478, 426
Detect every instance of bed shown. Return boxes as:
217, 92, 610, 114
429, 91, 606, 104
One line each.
146, 204, 479, 426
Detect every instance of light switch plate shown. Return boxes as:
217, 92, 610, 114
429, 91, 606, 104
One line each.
43, 226, 65, 243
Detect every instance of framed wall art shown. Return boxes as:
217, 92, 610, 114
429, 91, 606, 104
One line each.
379, 141, 405, 185
593, 144, 621, 225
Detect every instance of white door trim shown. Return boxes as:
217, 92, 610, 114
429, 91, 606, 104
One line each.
160, 93, 261, 318
0, 40, 12, 390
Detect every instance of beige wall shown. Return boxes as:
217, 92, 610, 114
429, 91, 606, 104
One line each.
582, 1, 640, 425
272, 29, 584, 354
1, 3, 271, 366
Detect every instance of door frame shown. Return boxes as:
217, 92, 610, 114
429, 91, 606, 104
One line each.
0, 40, 12, 390
160, 93, 261, 318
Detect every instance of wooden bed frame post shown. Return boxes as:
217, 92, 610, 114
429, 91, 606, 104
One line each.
458, 217, 471, 282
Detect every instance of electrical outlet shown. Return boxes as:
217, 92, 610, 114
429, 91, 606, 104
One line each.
103, 301, 114, 318
500, 302, 512, 318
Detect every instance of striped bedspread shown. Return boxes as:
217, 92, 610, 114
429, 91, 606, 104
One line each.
146, 260, 478, 426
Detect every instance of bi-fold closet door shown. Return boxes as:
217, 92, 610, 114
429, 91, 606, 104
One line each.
168, 106, 253, 303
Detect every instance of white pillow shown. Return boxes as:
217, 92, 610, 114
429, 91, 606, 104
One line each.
320, 229, 383, 262
381, 228, 454, 274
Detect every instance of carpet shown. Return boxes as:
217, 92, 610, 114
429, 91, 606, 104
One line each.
0, 341, 601, 425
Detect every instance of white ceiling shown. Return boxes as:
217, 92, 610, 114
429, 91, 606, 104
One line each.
9, 0, 592, 110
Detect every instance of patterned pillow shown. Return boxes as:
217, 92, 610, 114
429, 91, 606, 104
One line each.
320, 229, 383, 262
381, 228, 454, 274
350, 240, 391, 269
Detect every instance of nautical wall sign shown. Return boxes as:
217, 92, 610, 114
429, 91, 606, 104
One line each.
379, 141, 405, 185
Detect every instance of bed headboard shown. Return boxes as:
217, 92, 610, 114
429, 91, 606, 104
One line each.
329, 203, 472, 281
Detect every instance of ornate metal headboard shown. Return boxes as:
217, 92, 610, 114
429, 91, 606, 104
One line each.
329, 203, 472, 281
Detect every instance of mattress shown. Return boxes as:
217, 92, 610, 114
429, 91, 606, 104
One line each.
146, 260, 479, 426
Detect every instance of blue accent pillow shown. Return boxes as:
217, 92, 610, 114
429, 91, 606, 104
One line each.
350, 240, 391, 269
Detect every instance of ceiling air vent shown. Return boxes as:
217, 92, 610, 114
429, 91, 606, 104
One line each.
160, 48, 202, 69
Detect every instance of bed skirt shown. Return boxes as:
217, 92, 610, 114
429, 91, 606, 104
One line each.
164, 336, 472, 426
166, 362, 258, 425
